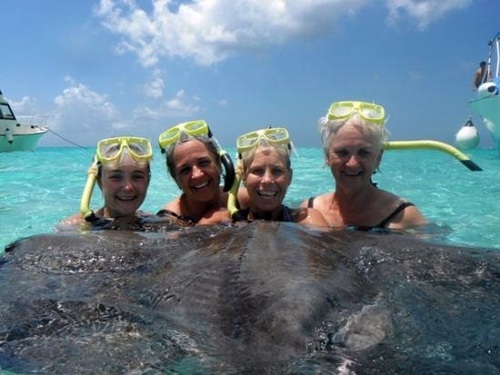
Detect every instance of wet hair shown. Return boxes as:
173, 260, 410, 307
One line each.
480, 61, 486, 67
238, 140, 292, 176
165, 132, 221, 180
318, 113, 390, 157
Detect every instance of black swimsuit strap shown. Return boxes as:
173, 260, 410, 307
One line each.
377, 202, 415, 228
234, 206, 292, 222
307, 197, 315, 208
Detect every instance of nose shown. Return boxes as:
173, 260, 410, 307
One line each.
191, 165, 204, 178
122, 177, 135, 190
261, 169, 274, 183
346, 154, 360, 167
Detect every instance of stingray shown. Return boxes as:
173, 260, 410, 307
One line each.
0, 222, 498, 374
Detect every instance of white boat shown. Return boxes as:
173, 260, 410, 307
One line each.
0, 89, 48, 152
468, 31, 500, 153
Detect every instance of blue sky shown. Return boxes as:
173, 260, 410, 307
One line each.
1, 0, 499, 148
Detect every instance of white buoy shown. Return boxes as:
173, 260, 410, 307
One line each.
477, 82, 499, 97
455, 117, 479, 150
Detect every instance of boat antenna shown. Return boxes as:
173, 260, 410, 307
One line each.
485, 38, 494, 85
494, 32, 500, 79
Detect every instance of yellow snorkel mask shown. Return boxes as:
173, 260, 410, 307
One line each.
327, 101, 386, 125
236, 127, 292, 158
228, 127, 293, 219
80, 136, 153, 221
326, 100, 482, 171
159, 120, 211, 152
97, 136, 153, 163
158, 120, 235, 192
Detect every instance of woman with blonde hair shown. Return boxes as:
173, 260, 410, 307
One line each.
230, 127, 327, 227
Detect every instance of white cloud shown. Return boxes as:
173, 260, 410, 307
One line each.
385, 0, 472, 31
43, 78, 201, 146
132, 90, 200, 122
165, 90, 200, 116
7, 96, 50, 129
143, 69, 165, 98
94, 0, 472, 67
51, 78, 120, 141
9, 96, 38, 115
94, 0, 370, 66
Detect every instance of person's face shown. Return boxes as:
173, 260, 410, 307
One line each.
326, 121, 383, 190
243, 148, 292, 213
99, 163, 150, 218
172, 139, 221, 202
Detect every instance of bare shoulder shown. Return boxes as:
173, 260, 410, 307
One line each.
388, 201, 427, 229
299, 192, 332, 209
56, 213, 85, 231
197, 209, 231, 225
400, 204, 426, 227
292, 207, 330, 228
162, 198, 181, 213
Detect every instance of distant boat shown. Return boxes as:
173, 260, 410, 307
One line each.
468, 31, 500, 154
0, 89, 48, 152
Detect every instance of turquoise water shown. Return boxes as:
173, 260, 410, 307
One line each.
1, 146, 499, 251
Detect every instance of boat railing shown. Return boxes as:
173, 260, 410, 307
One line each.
15, 114, 49, 128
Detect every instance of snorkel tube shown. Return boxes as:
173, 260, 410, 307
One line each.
384, 140, 482, 171
220, 151, 236, 191
211, 136, 235, 191
79, 157, 99, 221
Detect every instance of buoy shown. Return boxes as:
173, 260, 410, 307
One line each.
455, 117, 479, 150
477, 82, 499, 97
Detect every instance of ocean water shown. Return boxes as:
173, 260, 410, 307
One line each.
1, 146, 499, 252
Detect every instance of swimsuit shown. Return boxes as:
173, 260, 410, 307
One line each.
156, 209, 197, 225
233, 205, 293, 223
307, 197, 414, 231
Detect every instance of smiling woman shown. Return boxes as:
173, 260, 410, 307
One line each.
231, 127, 328, 227
301, 101, 426, 231
157, 120, 235, 225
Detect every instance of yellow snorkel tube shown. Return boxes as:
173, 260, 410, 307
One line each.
384, 140, 482, 171
79, 157, 99, 221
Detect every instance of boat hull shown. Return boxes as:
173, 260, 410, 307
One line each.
468, 93, 500, 148
0, 127, 47, 152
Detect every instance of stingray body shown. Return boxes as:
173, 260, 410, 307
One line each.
0, 222, 498, 374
